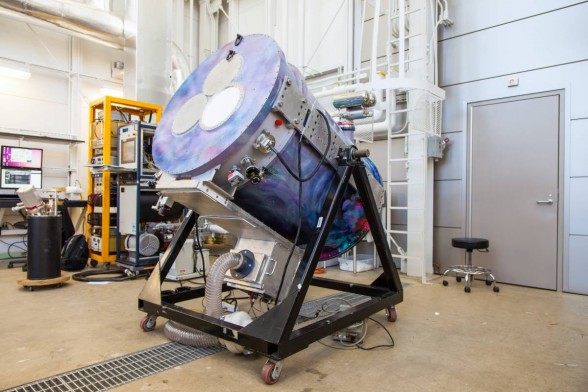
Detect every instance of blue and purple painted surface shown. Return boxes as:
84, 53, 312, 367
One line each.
153, 34, 383, 260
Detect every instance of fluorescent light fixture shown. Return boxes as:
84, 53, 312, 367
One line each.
0, 64, 31, 80
100, 87, 123, 97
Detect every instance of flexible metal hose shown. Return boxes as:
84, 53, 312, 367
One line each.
164, 252, 244, 347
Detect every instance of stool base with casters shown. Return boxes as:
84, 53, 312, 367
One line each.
442, 237, 499, 293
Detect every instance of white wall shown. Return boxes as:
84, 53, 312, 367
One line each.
0, 13, 123, 225
434, 1, 588, 293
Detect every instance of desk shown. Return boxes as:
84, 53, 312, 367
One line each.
0, 198, 87, 242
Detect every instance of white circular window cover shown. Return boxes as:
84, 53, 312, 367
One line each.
171, 93, 208, 135
200, 84, 244, 131
202, 55, 243, 96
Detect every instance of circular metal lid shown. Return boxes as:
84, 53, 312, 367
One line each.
153, 35, 283, 177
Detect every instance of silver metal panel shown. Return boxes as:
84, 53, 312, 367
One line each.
570, 119, 588, 177
439, 3, 588, 86
433, 180, 462, 228
272, 78, 348, 169
434, 131, 462, 181
569, 178, 588, 235
567, 235, 588, 295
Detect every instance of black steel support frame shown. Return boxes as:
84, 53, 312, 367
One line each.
139, 155, 403, 361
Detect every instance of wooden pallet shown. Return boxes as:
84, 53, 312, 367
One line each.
17, 275, 70, 291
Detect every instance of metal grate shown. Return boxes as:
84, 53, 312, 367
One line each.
298, 292, 371, 322
3, 343, 224, 392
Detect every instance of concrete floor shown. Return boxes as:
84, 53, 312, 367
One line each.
1, 262, 587, 392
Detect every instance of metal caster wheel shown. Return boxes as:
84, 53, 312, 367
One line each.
140, 315, 157, 332
493, 286, 500, 293
57, 283, 63, 288
464, 286, 471, 293
90, 260, 98, 268
26, 286, 34, 292
386, 306, 398, 322
261, 360, 282, 385
456, 276, 462, 283
442, 280, 448, 286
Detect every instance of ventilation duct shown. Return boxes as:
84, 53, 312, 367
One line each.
0, 0, 124, 49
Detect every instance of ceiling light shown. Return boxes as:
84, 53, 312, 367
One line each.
0, 64, 31, 80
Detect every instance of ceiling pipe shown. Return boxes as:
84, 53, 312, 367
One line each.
0, 0, 124, 49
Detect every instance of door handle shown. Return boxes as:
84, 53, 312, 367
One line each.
536, 194, 554, 205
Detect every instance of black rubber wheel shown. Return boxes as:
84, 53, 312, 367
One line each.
464, 286, 471, 293
456, 276, 462, 283
261, 361, 281, 385
485, 280, 492, 286
140, 315, 157, 332
442, 280, 448, 286
7, 262, 13, 269
26, 286, 34, 292
21, 265, 27, 272
493, 286, 500, 293
57, 283, 63, 288
90, 260, 98, 268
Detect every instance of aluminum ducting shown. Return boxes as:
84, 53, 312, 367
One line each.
164, 252, 244, 347
0, 0, 124, 48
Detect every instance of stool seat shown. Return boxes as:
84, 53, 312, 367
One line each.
452, 237, 489, 250
443, 237, 498, 293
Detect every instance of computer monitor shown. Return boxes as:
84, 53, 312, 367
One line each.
1, 168, 42, 189
1, 146, 43, 169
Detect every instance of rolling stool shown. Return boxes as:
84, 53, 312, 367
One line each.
442, 237, 499, 293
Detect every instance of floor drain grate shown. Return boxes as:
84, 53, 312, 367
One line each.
3, 342, 225, 392
5, 290, 396, 391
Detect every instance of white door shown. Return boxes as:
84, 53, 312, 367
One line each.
468, 92, 561, 290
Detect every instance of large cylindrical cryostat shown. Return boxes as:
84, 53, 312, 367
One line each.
153, 34, 383, 260
27, 215, 62, 280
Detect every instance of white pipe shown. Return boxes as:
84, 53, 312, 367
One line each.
298, 0, 305, 69
189, 0, 195, 70
198, 0, 211, 64
370, 0, 381, 81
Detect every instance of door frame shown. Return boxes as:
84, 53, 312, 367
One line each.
465, 90, 565, 291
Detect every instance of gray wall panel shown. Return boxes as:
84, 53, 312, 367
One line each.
433, 180, 463, 228
567, 235, 588, 294
433, 227, 465, 273
439, 3, 588, 86
439, 0, 584, 40
569, 178, 588, 235
571, 119, 588, 177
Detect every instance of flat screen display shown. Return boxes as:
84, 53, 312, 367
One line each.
1, 168, 42, 189
1, 146, 43, 169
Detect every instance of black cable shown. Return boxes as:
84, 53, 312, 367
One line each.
271, 110, 333, 304
357, 317, 395, 351
268, 109, 332, 183
72, 267, 150, 282
273, 133, 305, 303
194, 228, 207, 284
